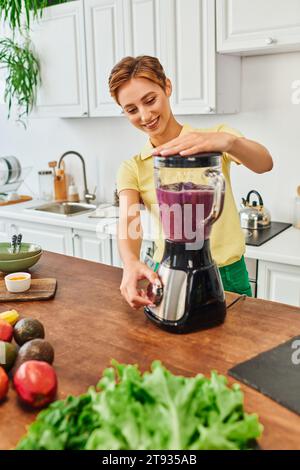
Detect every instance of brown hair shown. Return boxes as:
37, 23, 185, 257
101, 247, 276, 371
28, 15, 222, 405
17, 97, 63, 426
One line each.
109, 56, 167, 105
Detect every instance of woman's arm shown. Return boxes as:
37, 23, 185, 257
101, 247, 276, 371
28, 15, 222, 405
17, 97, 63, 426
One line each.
118, 189, 160, 309
152, 131, 273, 174
118, 189, 143, 266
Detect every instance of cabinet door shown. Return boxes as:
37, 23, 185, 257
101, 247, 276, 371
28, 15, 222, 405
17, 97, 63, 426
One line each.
111, 235, 122, 267
245, 257, 258, 298
257, 260, 300, 307
5, 220, 73, 255
30, 0, 88, 117
123, 0, 167, 63
85, 0, 125, 117
217, 0, 300, 55
72, 229, 111, 264
165, 0, 216, 114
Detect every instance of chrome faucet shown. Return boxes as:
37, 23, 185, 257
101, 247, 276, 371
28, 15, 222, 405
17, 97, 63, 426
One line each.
58, 150, 96, 204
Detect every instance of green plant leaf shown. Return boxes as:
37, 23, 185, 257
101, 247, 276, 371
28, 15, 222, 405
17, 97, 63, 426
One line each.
0, 0, 67, 31
0, 35, 40, 127
16, 361, 263, 451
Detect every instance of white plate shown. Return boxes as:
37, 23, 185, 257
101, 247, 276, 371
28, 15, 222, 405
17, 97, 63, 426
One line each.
4, 156, 21, 183
0, 158, 9, 185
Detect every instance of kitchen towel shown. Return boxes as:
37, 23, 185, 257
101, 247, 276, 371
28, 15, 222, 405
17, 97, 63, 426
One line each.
228, 336, 300, 415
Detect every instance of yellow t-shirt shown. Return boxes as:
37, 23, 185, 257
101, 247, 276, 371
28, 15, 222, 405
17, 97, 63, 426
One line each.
117, 123, 245, 267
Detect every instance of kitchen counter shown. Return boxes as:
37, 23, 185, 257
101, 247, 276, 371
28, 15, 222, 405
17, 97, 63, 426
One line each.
0, 251, 300, 450
1, 201, 300, 266
245, 226, 300, 267
0, 199, 117, 233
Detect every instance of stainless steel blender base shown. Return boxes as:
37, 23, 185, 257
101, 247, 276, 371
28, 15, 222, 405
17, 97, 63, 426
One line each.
146, 264, 188, 322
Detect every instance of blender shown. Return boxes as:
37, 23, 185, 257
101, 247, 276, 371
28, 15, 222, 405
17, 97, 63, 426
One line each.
144, 152, 226, 333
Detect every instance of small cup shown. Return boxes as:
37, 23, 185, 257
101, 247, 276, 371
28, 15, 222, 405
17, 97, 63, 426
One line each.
5, 272, 31, 293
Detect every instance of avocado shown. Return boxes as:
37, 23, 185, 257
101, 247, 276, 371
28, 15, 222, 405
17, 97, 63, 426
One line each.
0, 341, 18, 372
14, 339, 54, 371
13, 318, 45, 346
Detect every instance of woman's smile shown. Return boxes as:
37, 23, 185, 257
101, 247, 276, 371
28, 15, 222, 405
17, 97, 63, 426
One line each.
143, 116, 160, 131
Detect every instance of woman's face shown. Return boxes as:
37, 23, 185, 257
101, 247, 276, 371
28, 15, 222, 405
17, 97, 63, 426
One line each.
117, 77, 172, 139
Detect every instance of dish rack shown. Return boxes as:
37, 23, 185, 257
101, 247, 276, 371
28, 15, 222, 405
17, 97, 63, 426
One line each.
0, 167, 32, 194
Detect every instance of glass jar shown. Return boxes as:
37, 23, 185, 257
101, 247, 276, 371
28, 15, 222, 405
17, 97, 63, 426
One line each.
153, 152, 225, 243
38, 170, 53, 201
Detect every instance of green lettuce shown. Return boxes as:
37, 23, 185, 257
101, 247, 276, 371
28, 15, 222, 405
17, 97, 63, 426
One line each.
16, 361, 263, 450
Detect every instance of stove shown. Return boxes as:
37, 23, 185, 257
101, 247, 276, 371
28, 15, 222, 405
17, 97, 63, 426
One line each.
243, 221, 292, 247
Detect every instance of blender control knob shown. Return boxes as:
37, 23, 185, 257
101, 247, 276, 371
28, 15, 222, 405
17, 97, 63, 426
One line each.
147, 281, 163, 306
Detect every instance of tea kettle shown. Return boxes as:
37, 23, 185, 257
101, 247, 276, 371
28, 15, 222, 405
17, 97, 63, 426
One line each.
240, 190, 271, 229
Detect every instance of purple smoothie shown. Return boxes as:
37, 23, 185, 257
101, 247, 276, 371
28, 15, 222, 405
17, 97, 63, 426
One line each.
156, 182, 224, 242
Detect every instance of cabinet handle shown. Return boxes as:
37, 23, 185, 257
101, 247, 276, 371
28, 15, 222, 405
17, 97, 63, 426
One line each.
72, 233, 80, 240
265, 37, 275, 45
10, 224, 18, 234
205, 107, 214, 113
82, 112, 88, 116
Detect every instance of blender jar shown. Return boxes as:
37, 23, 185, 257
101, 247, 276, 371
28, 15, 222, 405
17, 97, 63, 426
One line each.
153, 152, 225, 244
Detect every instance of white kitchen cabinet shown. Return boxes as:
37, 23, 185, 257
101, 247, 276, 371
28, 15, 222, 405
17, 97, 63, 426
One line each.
257, 260, 300, 307
85, 0, 167, 117
3, 218, 73, 255
165, 0, 240, 114
30, 0, 88, 117
85, 0, 125, 116
217, 0, 300, 55
27, 0, 240, 118
111, 236, 122, 267
123, 0, 166, 61
245, 257, 258, 298
121, 0, 240, 115
72, 228, 111, 264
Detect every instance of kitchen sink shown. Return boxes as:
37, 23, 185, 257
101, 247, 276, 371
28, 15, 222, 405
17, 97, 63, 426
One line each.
27, 202, 97, 216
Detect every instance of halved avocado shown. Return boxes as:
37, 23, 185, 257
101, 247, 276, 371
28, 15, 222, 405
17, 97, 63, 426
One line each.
0, 341, 18, 372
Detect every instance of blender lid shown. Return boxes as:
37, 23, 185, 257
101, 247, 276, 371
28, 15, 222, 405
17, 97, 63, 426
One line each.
153, 152, 222, 168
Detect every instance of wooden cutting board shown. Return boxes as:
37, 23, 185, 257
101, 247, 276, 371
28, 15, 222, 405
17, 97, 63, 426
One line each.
0, 195, 32, 206
0, 278, 57, 301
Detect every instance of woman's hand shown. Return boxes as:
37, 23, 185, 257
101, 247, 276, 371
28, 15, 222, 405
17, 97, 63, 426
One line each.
120, 260, 161, 310
152, 131, 236, 157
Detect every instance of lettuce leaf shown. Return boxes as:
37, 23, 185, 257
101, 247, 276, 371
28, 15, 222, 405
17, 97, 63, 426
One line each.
16, 361, 263, 450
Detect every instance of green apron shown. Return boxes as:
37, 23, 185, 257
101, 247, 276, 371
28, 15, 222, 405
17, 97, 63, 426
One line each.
219, 256, 252, 297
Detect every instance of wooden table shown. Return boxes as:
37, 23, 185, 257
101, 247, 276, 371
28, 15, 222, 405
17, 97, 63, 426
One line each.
0, 252, 300, 450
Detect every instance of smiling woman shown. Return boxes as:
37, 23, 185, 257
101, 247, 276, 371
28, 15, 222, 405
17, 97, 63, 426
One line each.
108, 55, 273, 310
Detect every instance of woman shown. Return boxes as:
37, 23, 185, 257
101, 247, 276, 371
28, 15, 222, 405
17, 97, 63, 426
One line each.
109, 56, 273, 310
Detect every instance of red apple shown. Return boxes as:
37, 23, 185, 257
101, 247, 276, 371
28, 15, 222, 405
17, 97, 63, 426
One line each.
13, 360, 57, 408
0, 319, 13, 342
0, 366, 9, 401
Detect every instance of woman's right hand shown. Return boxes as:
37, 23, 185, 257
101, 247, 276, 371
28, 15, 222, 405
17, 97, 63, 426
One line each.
120, 260, 161, 310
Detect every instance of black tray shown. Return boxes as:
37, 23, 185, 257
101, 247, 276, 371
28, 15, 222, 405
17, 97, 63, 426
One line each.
228, 336, 300, 415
